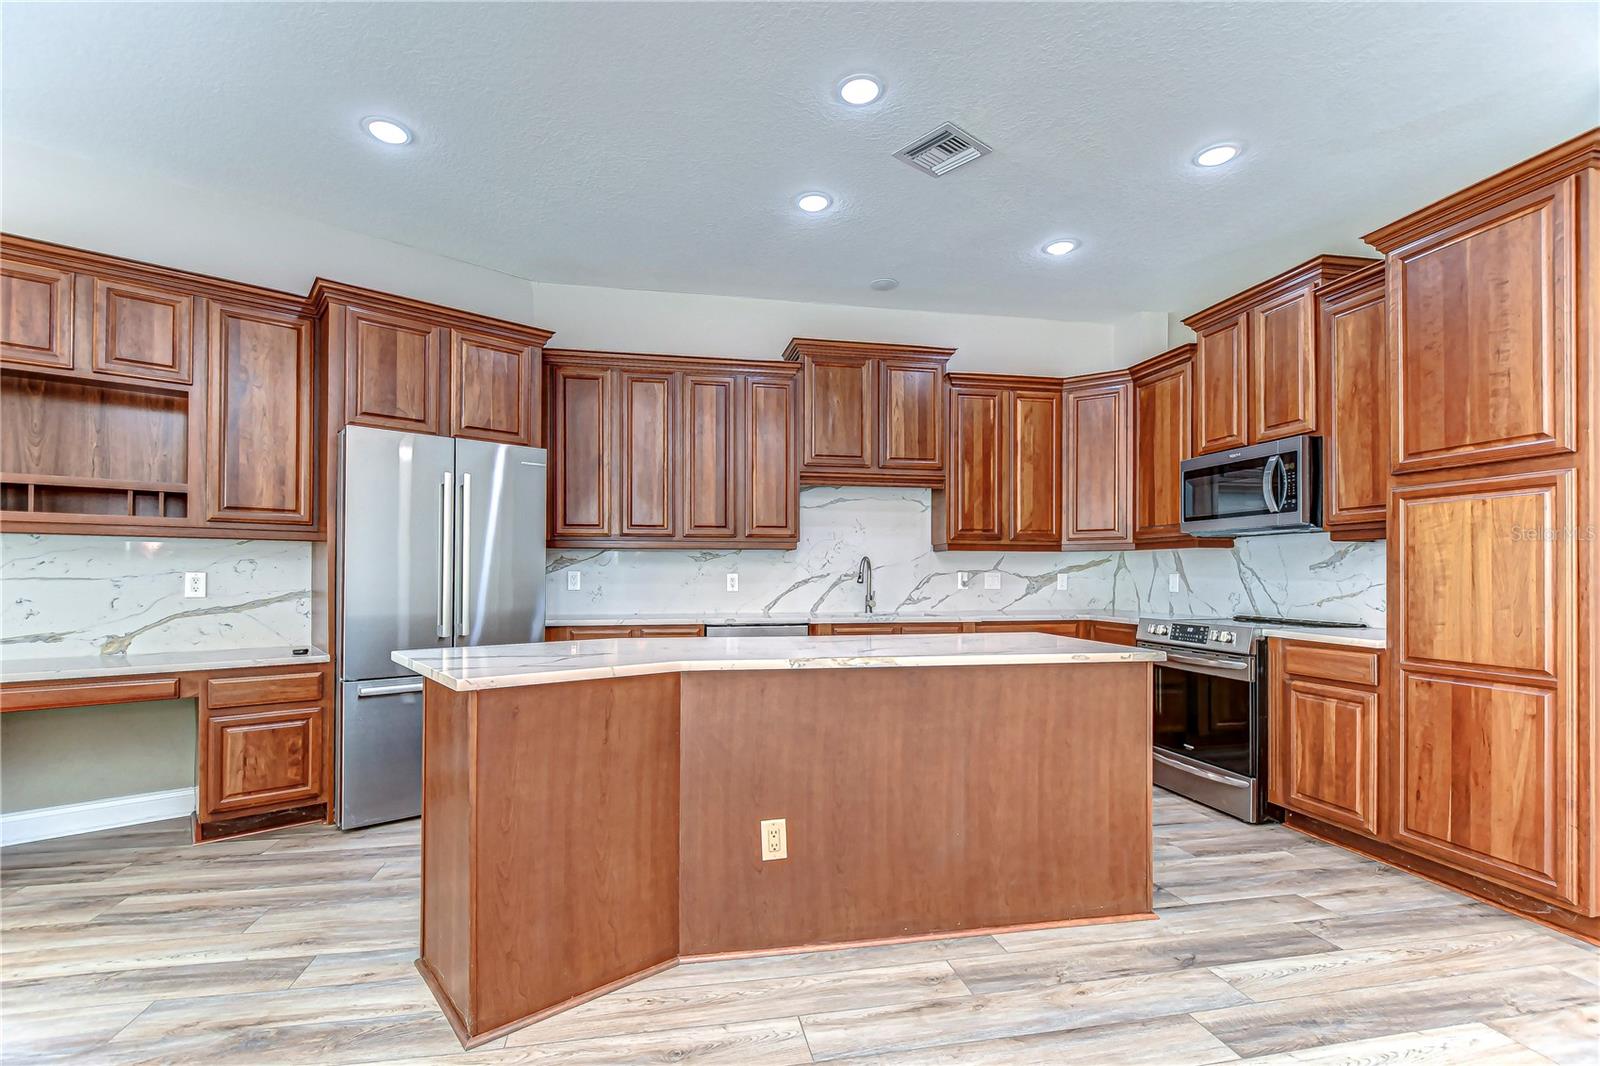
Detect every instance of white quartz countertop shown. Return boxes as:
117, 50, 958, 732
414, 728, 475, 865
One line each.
394, 632, 1164, 692
547, 609, 1144, 627
0, 646, 330, 684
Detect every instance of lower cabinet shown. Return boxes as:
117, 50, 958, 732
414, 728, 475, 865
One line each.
1268, 640, 1381, 837
197, 664, 333, 837
1084, 620, 1137, 646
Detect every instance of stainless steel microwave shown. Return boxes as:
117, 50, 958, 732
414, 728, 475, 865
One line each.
1180, 434, 1321, 537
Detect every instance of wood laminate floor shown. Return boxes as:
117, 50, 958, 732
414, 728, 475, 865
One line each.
3, 791, 1596, 1064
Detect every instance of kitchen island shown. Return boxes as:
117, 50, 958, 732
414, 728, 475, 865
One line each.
393, 632, 1163, 1048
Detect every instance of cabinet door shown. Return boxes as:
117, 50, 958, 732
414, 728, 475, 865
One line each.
742, 373, 799, 542
343, 305, 443, 434
449, 330, 537, 445
877, 358, 943, 472
1277, 678, 1377, 835
1392, 470, 1575, 905
1133, 358, 1193, 542
619, 371, 676, 538
1063, 375, 1133, 547
1320, 279, 1388, 532
1389, 178, 1576, 473
91, 276, 194, 383
1086, 621, 1137, 646
1194, 315, 1248, 453
1250, 284, 1317, 443
1008, 388, 1061, 545
549, 365, 613, 538
202, 704, 326, 818
1, 260, 73, 369
802, 353, 873, 470
681, 372, 736, 539
944, 385, 1004, 542
206, 303, 315, 526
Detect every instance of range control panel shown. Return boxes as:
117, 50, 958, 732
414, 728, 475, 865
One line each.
1139, 619, 1251, 649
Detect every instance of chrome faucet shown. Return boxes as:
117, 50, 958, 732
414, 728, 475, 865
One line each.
856, 555, 875, 614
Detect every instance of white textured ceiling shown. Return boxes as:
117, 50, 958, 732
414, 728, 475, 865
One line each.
3, 2, 1596, 322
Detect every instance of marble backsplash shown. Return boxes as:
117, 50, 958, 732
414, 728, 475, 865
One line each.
546, 486, 1387, 625
1, 535, 314, 660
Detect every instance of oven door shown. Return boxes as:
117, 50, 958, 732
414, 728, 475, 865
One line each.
1180, 435, 1320, 536
1150, 648, 1265, 822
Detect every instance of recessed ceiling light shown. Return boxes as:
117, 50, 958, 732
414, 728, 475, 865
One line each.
362, 117, 413, 145
796, 192, 833, 213
1043, 239, 1078, 257
1194, 143, 1240, 167
837, 74, 884, 106
869, 278, 899, 291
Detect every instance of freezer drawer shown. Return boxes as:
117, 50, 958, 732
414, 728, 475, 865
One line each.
338, 678, 424, 829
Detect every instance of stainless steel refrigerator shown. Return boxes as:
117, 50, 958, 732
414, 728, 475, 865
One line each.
337, 424, 546, 828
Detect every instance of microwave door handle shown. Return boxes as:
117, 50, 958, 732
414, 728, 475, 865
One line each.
1262, 455, 1284, 513
1274, 456, 1291, 513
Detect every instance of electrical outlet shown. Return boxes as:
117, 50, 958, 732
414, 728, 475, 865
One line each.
726, 573, 739, 592
956, 572, 969, 590
183, 572, 206, 598
1168, 573, 1181, 594
1056, 573, 1070, 591
760, 818, 787, 861
983, 572, 1002, 590
567, 571, 581, 591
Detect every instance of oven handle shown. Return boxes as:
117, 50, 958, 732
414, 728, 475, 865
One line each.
1159, 651, 1254, 672
1154, 750, 1251, 788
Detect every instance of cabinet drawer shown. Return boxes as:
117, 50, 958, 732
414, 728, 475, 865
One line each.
1, 675, 181, 713
1281, 641, 1380, 686
637, 625, 705, 638
205, 670, 325, 710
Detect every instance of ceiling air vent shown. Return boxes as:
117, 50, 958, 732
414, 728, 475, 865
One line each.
894, 122, 992, 177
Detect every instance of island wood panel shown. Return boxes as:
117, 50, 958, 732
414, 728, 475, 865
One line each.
90, 275, 195, 384
1131, 345, 1201, 547
419, 682, 473, 1033
1009, 387, 1062, 545
877, 358, 943, 472
423, 674, 682, 1043
1063, 371, 1134, 548
1193, 314, 1249, 454
449, 329, 537, 446
1, 259, 74, 369
341, 304, 443, 434
1250, 283, 1318, 443
742, 372, 799, 540
676, 663, 1153, 954
1385, 177, 1576, 474
618, 370, 676, 537
205, 301, 315, 526
1318, 264, 1389, 537
681, 372, 735, 538
548, 364, 613, 538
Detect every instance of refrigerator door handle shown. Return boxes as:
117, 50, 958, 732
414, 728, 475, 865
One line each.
437, 471, 454, 639
356, 680, 425, 698
457, 472, 472, 638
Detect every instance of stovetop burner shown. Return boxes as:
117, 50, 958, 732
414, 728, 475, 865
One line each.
1232, 614, 1367, 629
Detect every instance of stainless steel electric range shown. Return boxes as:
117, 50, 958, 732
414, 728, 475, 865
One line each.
1136, 614, 1368, 823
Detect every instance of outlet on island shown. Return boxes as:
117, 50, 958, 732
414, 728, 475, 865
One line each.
760, 817, 787, 861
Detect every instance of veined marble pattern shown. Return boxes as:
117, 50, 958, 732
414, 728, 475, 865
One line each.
0, 535, 313, 660
546, 486, 1387, 626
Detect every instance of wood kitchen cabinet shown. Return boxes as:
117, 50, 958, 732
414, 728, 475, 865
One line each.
544, 350, 800, 549
932, 373, 1061, 550
544, 624, 706, 641
1316, 263, 1388, 539
1129, 344, 1223, 549
1183, 256, 1376, 456
1269, 639, 1382, 837
1062, 370, 1134, 549
310, 280, 552, 447
783, 337, 953, 487
1084, 620, 1137, 646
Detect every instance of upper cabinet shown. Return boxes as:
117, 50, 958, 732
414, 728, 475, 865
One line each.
544, 350, 800, 549
932, 373, 1061, 550
1183, 256, 1377, 455
310, 281, 552, 448
1130, 345, 1205, 548
1062, 370, 1134, 550
1316, 263, 1388, 539
1, 235, 319, 539
783, 338, 953, 487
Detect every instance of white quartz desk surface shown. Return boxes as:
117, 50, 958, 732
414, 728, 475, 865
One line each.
394, 633, 1164, 693
1, 646, 330, 684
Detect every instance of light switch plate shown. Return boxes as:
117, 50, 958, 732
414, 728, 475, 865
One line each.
183, 572, 206, 598
726, 573, 739, 592
1168, 573, 1181, 593
957, 572, 969, 590
566, 571, 581, 591
1056, 573, 1070, 591
983, 572, 1002, 590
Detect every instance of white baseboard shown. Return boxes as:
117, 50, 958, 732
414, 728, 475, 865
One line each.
1, 787, 196, 847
